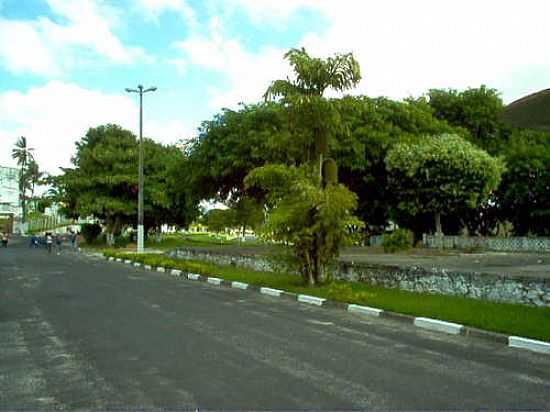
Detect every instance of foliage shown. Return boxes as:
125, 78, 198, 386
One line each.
53, 124, 198, 237
385, 134, 505, 235
426, 85, 506, 153
11, 136, 35, 223
246, 164, 363, 285
81, 223, 102, 243
206, 208, 235, 233
495, 130, 550, 235
382, 229, 414, 253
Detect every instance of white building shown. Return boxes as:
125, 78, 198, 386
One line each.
0, 165, 21, 217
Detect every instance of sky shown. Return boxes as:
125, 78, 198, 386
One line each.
2, 0, 550, 175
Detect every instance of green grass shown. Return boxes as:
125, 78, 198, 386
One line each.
104, 251, 550, 343
144, 233, 265, 250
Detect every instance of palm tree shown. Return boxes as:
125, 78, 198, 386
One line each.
11, 136, 34, 223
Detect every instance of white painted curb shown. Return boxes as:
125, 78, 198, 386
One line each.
144, 265, 152, 270
347, 304, 382, 317
414, 317, 463, 335
171, 269, 182, 276
188, 273, 200, 280
157, 267, 166, 273
108, 257, 115, 261
231, 281, 249, 290
133, 262, 141, 267
116, 258, 122, 262
509, 336, 550, 354
207, 277, 222, 285
260, 287, 282, 297
298, 294, 326, 306
124, 260, 132, 264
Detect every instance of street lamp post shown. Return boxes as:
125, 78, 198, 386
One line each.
125, 84, 157, 253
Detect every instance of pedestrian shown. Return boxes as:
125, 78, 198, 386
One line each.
70, 231, 77, 250
55, 234, 63, 255
1, 232, 7, 248
46, 233, 53, 254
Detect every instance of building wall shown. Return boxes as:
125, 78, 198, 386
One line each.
0, 166, 21, 216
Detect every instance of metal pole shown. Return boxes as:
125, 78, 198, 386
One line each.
138, 86, 144, 253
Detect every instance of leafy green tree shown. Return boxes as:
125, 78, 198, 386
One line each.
385, 133, 505, 235
245, 48, 363, 286
333, 96, 460, 234
427, 86, 506, 153
11, 136, 34, 223
246, 165, 362, 285
496, 130, 550, 235
56, 124, 197, 241
231, 196, 264, 237
205, 208, 235, 233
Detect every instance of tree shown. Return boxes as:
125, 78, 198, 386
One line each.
427, 86, 506, 153
56, 124, 198, 242
205, 208, 236, 234
11, 136, 34, 223
332, 96, 460, 235
245, 48, 363, 286
246, 165, 362, 285
385, 133, 505, 235
495, 130, 550, 235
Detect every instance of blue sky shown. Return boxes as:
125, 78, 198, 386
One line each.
2, 0, 550, 174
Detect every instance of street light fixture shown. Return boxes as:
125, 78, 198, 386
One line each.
125, 84, 157, 253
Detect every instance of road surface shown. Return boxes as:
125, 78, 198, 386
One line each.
1, 237, 549, 409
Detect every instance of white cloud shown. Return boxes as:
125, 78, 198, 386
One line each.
174, 17, 290, 109
134, 0, 196, 25
223, 0, 317, 23
0, 82, 190, 175
0, 0, 150, 76
186, 0, 550, 105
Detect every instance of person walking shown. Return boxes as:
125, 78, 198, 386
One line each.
46, 233, 53, 254
70, 231, 77, 250
55, 233, 63, 255
0, 232, 8, 248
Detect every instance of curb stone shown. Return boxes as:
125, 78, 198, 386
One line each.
95, 251, 550, 355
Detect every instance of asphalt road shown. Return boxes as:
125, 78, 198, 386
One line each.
1, 237, 550, 409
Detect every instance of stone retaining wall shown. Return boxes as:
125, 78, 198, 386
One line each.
169, 248, 550, 307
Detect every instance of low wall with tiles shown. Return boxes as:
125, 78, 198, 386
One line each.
423, 234, 550, 253
169, 248, 550, 307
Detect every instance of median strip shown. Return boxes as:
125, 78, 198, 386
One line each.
97, 250, 550, 355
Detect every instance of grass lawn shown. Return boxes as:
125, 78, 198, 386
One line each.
104, 251, 550, 343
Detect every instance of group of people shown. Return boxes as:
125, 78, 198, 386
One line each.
29, 231, 79, 254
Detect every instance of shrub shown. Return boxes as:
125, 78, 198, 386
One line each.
81, 223, 102, 244
114, 235, 129, 248
382, 228, 413, 253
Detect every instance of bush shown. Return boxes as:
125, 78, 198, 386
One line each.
114, 235, 129, 248
382, 228, 413, 253
81, 223, 102, 244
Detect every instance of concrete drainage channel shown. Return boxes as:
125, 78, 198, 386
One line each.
97, 253, 550, 356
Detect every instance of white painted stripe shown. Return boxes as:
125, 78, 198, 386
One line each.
133, 262, 141, 267
116, 258, 122, 262
207, 277, 222, 285
108, 257, 115, 261
171, 269, 182, 276
414, 317, 463, 335
298, 294, 326, 306
188, 273, 200, 280
124, 260, 132, 264
231, 281, 249, 290
144, 265, 152, 270
509, 336, 550, 354
157, 267, 166, 273
347, 304, 382, 317
260, 287, 283, 297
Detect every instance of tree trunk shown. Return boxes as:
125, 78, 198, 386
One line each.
435, 212, 443, 236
